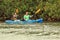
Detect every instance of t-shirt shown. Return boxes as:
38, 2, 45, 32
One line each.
24, 15, 30, 20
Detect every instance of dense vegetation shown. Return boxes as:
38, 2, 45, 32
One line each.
0, 0, 60, 22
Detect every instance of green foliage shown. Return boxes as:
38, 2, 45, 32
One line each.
0, 0, 60, 21
41, 0, 60, 21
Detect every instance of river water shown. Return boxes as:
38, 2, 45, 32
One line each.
0, 22, 60, 40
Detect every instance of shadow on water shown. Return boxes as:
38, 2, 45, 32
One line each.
1, 31, 17, 34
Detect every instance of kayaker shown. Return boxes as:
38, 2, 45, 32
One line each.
13, 13, 18, 20
24, 11, 33, 21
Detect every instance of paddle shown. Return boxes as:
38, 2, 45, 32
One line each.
31, 9, 41, 20
35, 9, 41, 14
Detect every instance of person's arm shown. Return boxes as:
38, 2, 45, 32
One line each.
30, 15, 33, 18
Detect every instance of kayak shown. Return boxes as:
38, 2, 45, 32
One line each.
5, 18, 43, 24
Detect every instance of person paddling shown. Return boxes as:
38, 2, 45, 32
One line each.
24, 11, 30, 21
13, 13, 18, 20
24, 11, 33, 21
